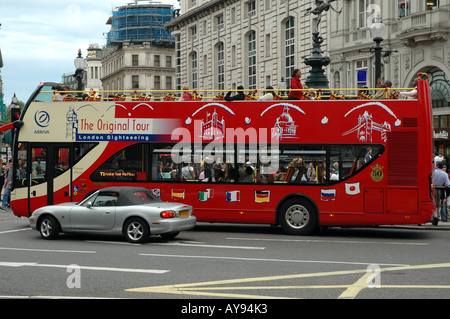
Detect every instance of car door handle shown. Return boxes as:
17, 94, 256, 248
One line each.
104, 212, 112, 215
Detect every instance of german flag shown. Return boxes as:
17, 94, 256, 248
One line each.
255, 190, 270, 203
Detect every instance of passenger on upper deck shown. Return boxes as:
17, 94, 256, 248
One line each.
225, 85, 246, 101
53, 85, 69, 101
258, 86, 274, 101
373, 78, 394, 100
287, 69, 304, 100
179, 85, 193, 101
399, 78, 418, 100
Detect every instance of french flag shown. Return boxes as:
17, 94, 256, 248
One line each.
226, 191, 240, 202
321, 189, 336, 201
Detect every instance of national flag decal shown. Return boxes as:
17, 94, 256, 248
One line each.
321, 189, 336, 201
345, 183, 361, 195
226, 190, 240, 202
255, 190, 270, 203
199, 189, 214, 202
151, 188, 160, 198
171, 189, 185, 200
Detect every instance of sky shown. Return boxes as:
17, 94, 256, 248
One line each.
0, 0, 179, 105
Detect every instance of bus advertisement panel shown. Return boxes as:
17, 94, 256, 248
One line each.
9, 79, 434, 235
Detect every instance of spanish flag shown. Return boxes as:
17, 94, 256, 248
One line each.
171, 189, 185, 200
255, 190, 270, 203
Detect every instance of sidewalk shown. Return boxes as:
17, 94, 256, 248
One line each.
385, 219, 450, 231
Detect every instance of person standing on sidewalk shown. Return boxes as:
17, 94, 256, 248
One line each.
433, 162, 450, 223
0, 158, 4, 202
1, 162, 12, 210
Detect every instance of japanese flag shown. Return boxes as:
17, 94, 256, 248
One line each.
345, 183, 361, 195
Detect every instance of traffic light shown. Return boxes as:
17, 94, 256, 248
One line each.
10, 107, 20, 121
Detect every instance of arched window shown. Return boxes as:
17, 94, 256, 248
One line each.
334, 71, 341, 89
426, 67, 450, 108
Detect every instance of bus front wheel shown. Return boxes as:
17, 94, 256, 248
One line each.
278, 198, 317, 235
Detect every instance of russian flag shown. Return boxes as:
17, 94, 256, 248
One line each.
321, 189, 336, 201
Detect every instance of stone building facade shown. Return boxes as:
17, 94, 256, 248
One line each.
100, 2, 176, 99
166, 0, 328, 93
101, 41, 175, 98
327, 0, 450, 155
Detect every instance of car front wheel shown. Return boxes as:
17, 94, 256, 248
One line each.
123, 218, 150, 243
39, 215, 60, 240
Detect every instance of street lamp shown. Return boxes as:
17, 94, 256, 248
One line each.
74, 49, 86, 96
358, 16, 398, 86
10, 93, 20, 122
370, 15, 386, 86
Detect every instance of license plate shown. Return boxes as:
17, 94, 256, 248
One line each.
179, 210, 190, 217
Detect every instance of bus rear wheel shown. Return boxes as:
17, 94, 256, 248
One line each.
278, 198, 317, 235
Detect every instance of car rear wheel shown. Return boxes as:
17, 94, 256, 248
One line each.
124, 218, 150, 243
39, 216, 60, 240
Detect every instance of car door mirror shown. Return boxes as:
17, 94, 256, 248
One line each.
86, 201, 93, 208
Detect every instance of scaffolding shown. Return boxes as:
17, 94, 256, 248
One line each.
106, 1, 175, 46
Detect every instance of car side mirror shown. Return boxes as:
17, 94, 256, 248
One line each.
86, 201, 93, 208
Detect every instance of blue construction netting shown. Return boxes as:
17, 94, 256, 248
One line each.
107, 6, 175, 45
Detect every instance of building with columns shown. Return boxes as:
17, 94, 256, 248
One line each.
167, 0, 449, 154
165, 0, 329, 92
327, 0, 449, 155
100, 1, 176, 99
86, 44, 104, 93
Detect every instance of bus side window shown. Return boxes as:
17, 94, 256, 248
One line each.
331, 144, 384, 181
92, 143, 148, 182
152, 146, 180, 181
54, 147, 70, 177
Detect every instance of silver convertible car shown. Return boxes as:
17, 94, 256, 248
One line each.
29, 187, 196, 243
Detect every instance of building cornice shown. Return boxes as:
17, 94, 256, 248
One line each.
101, 66, 175, 82
165, 0, 239, 31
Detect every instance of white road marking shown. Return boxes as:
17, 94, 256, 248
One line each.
0, 228, 31, 234
0, 261, 169, 274
0, 247, 96, 254
0, 295, 129, 299
227, 237, 428, 246
155, 241, 265, 250
139, 253, 409, 267
85, 240, 141, 246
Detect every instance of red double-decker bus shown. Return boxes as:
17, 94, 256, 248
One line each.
5, 77, 434, 235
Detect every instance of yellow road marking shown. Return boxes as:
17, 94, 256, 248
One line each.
338, 272, 373, 299
126, 262, 450, 299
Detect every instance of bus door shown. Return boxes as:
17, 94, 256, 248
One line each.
27, 144, 73, 214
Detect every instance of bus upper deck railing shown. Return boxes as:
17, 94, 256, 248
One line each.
41, 86, 417, 102
40, 73, 429, 102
